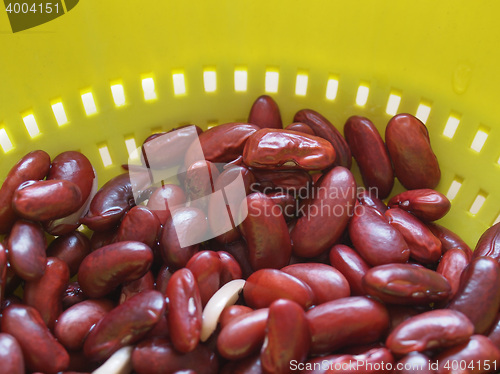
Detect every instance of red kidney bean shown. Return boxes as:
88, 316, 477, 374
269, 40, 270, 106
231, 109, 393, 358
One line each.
349, 206, 410, 266
427, 222, 473, 260
146, 184, 187, 225
248, 95, 283, 129
266, 190, 297, 220
436, 248, 470, 298
306, 296, 389, 354
395, 352, 434, 374
261, 299, 310, 374
357, 188, 387, 214
329, 244, 371, 296
155, 264, 173, 295
185, 123, 260, 167
217, 308, 269, 360
388, 189, 451, 221
385, 207, 442, 264
185, 160, 220, 203
84, 290, 166, 362
386, 309, 474, 355
12, 179, 83, 221
363, 264, 451, 305
0, 333, 24, 374
285, 122, 315, 135
447, 256, 500, 334
281, 263, 350, 305
144, 312, 169, 340
472, 222, 500, 263
239, 193, 292, 270
186, 251, 222, 306
81, 173, 135, 231
215, 240, 254, 279
115, 205, 161, 248
160, 206, 208, 268
90, 227, 118, 250
0, 150, 51, 234
435, 335, 500, 374
0, 243, 6, 304
387, 304, 423, 333
120, 270, 155, 304
78, 241, 153, 298
24, 257, 70, 329
294, 109, 352, 169
7, 220, 46, 281
4, 264, 22, 296
291, 166, 357, 258
1, 305, 69, 373
251, 168, 312, 195
243, 269, 314, 309
385, 113, 441, 190
487, 314, 500, 350
243, 128, 336, 170
132, 337, 219, 374
344, 115, 394, 199
219, 305, 253, 328
65, 350, 100, 373
62, 281, 88, 309
46, 231, 91, 277
54, 299, 114, 351
217, 165, 256, 194
221, 354, 262, 374
166, 268, 202, 353
218, 250, 243, 282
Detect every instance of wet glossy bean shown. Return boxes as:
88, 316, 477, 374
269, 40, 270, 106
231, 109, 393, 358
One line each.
218, 251, 243, 283
349, 206, 410, 266
395, 352, 434, 374
472, 222, 500, 263
487, 314, 500, 350
90, 227, 118, 250
285, 122, 315, 135
132, 337, 219, 374
120, 271, 155, 304
329, 244, 371, 296
78, 241, 154, 298
239, 193, 292, 270
0, 243, 6, 304
251, 168, 312, 196
243, 269, 314, 309
184, 160, 220, 204
217, 308, 269, 360
435, 335, 500, 374
0, 333, 24, 374
344, 116, 394, 198
261, 299, 310, 374
294, 109, 352, 169
219, 305, 253, 328
447, 256, 500, 334
46, 232, 91, 277
0, 150, 51, 234
291, 166, 357, 258
7, 220, 46, 281
357, 188, 387, 214
363, 264, 451, 305
24, 257, 70, 329
385, 207, 442, 264
266, 190, 297, 220
386, 309, 474, 355
436, 248, 469, 298
146, 184, 187, 225
155, 264, 173, 295
248, 95, 283, 129
388, 189, 450, 222
84, 290, 166, 362
115, 206, 161, 249
1, 305, 69, 373
221, 354, 262, 374
385, 113, 440, 190
427, 222, 473, 260
387, 304, 423, 333
12, 179, 83, 221
62, 281, 87, 310
216, 240, 254, 279
281, 263, 350, 305
243, 128, 336, 170
54, 299, 114, 351
92, 345, 133, 374
160, 206, 208, 268
166, 268, 202, 353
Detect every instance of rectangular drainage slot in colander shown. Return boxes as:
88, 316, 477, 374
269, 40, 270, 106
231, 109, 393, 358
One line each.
234, 68, 247, 92
0, 127, 13, 153
415, 102, 432, 124
265, 70, 279, 94
142, 78, 157, 101
469, 191, 487, 215
355, 83, 370, 106
51, 102, 68, 126
22, 114, 40, 138
98, 144, 113, 167
386, 91, 402, 116
443, 114, 461, 139
446, 177, 463, 201
470, 127, 489, 152
295, 72, 308, 96
111, 84, 126, 107
325, 76, 339, 101
172, 72, 186, 95
125, 137, 139, 160
81, 93, 97, 115
203, 70, 217, 93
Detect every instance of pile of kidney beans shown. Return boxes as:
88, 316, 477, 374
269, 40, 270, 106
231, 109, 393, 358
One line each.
0, 95, 499, 374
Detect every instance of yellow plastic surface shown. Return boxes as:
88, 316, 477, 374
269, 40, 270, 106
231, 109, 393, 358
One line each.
0, 0, 499, 247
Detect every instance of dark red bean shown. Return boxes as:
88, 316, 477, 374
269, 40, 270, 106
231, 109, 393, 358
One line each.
0, 150, 51, 234
363, 264, 451, 305
385, 113, 441, 190
243, 269, 314, 309
0, 243, 6, 304
487, 314, 500, 350
344, 115, 394, 198
248, 95, 283, 129
386, 309, 474, 355
146, 184, 187, 225
294, 109, 352, 169
329, 244, 371, 296
62, 282, 88, 310
216, 240, 254, 279
281, 263, 350, 304
357, 188, 388, 214
387, 304, 423, 333
186, 251, 222, 306
221, 354, 262, 374
216, 165, 256, 194
7, 220, 46, 281
266, 190, 297, 220
285, 122, 315, 135
291, 166, 357, 258
155, 264, 173, 295
427, 222, 473, 260
54, 299, 114, 351
46, 232, 91, 277
394, 352, 434, 374
219, 305, 253, 328
166, 268, 202, 353
1, 305, 69, 373
115, 205, 161, 248
388, 189, 451, 221
0, 333, 25, 374
251, 168, 312, 196
119, 271, 155, 304
436, 248, 470, 298
447, 256, 500, 334
84, 290, 166, 362
78, 241, 154, 298
306, 296, 389, 354
90, 227, 117, 250
349, 206, 410, 266
218, 251, 243, 282
184, 160, 220, 204
472, 222, 500, 263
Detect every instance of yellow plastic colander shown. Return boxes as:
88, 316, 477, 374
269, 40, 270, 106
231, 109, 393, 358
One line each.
0, 0, 499, 247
